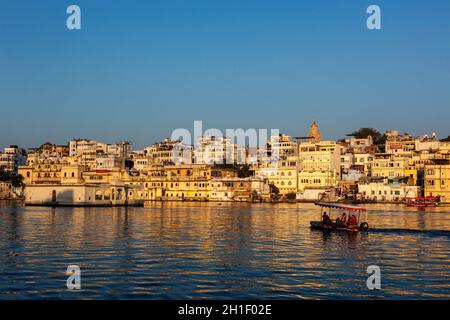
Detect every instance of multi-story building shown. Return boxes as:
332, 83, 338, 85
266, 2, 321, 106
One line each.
0, 145, 27, 172
297, 141, 341, 192
344, 135, 374, 153
194, 135, 237, 165
144, 138, 190, 165
358, 178, 418, 202
107, 141, 132, 159
95, 155, 125, 171
140, 163, 269, 202
370, 154, 409, 179
255, 157, 298, 195
69, 139, 98, 157
339, 152, 354, 176
384, 131, 416, 156
69, 139, 132, 158
269, 134, 297, 160
424, 159, 450, 203
26, 143, 69, 165
353, 152, 374, 175
210, 177, 270, 201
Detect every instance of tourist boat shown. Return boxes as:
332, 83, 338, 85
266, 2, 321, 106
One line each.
310, 202, 370, 233
403, 197, 439, 207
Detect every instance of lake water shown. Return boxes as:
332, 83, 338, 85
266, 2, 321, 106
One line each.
1, 201, 449, 299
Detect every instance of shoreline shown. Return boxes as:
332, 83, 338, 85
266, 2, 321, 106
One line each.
1, 198, 447, 207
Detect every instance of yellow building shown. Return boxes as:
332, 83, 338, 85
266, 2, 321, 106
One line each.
254, 157, 298, 195
297, 141, 341, 192
142, 164, 234, 201
384, 131, 415, 156
18, 161, 64, 185
371, 154, 409, 179
424, 161, 450, 203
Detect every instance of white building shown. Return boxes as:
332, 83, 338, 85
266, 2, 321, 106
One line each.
95, 155, 125, 171
69, 139, 132, 158
194, 135, 237, 165
24, 183, 144, 206
358, 180, 418, 202
0, 145, 27, 172
269, 134, 297, 160
144, 138, 192, 165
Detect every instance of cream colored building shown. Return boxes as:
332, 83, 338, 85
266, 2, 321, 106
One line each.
370, 154, 409, 179
424, 161, 450, 203
69, 139, 132, 158
358, 181, 418, 202
24, 183, 143, 206
297, 141, 341, 192
269, 134, 297, 160
255, 157, 298, 195
194, 135, 237, 165
209, 177, 270, 201
144, 138, 190, 165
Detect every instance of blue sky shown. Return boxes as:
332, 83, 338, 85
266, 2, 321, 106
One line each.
1, 0, 449, 149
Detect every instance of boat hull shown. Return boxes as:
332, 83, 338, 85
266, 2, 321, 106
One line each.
310, 221, 360, 233
405, 203, 438, 208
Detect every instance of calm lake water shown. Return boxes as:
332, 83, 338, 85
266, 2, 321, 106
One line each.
1, 201, 450, 299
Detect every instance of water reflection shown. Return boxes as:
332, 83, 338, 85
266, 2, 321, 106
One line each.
0, 202, 449, 299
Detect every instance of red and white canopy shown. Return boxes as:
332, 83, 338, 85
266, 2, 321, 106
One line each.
315, 202, 366, 212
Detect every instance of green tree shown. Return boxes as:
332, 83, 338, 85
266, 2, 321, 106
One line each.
0, 169, 24, 187
10, 174, 24, 188
236, 164, 253, 178
441, 136, 450, 142
269, 183, 281, 201
0, 169, 8, 181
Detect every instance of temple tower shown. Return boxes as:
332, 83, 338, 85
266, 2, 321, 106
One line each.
308, 120, 321, 143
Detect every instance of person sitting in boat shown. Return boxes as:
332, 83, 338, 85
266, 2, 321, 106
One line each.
322, 212, 332, 225
340, 212, 347, 223
348, 214, 357, 225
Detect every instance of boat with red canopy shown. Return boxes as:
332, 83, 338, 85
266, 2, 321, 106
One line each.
403, 197, 439, 207
310, 202, 370, 233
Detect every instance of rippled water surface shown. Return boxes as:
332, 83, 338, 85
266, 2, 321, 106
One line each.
1, 201, 450, 299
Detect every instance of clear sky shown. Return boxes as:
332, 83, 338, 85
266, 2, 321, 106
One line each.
1, 0, 449, 149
